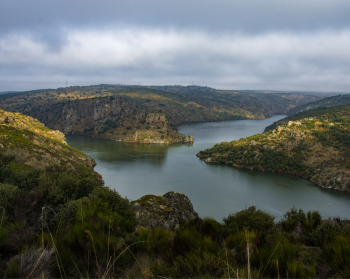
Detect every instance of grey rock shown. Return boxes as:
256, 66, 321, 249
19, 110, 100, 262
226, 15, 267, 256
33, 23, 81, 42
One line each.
132, 191, 199, 231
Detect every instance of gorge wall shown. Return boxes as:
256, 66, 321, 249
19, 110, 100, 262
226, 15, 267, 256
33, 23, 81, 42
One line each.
32, 96, 193, 144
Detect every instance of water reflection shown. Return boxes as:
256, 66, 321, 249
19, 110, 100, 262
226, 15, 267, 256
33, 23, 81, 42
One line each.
66, 136, 179, 166
66, 116, 350, 221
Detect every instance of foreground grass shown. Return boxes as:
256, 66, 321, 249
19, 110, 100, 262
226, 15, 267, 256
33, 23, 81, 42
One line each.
1, 153, 350, 278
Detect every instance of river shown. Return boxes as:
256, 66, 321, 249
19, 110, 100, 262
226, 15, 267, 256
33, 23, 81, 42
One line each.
66, 115, 350, 221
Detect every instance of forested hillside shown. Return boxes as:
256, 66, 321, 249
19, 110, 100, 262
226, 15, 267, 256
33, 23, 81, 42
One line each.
287, 94, 350, 116
197, 105, 350, 192
0, 85, 322, 127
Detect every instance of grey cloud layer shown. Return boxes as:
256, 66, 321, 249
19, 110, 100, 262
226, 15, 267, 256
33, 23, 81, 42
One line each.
0, 0, 349, 91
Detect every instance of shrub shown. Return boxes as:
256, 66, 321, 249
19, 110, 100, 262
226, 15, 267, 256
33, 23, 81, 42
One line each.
309, 219, 350, 246
133, 227, 172, 257
222, 206, 275, 236
324, 235, 350, 278
0, 184, 19, 208
89, 187, 136, 232
105, 120, 117, 128
5, 247, 54, 278
279, 207, 321, 236
37, 172, 97, 206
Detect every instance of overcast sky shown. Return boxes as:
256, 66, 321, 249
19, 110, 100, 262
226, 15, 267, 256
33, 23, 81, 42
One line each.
1, 0, 350, 92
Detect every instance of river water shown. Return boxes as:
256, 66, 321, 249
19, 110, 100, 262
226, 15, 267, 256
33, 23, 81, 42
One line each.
66, 115, 350, 221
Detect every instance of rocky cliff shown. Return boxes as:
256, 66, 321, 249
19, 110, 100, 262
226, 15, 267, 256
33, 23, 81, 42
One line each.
0, 109, 102, 183
131, 192, 199, 230
27, 96, 193, 144
197, 105, 350, 192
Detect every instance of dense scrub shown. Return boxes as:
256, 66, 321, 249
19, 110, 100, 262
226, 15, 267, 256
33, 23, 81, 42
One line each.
0, 153, 136, 278
1, 151, 349, 278
198, 105, 350, 192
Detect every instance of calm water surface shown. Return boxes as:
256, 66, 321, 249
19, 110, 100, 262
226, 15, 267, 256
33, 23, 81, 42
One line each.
66, 115, 350, 221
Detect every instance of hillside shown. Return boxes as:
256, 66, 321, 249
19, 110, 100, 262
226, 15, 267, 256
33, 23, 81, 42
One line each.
287, 94, 350, 116
197, 105, 350, 192
1, 109, 350, 278
0, 109, 102, 183
0, 85, 323, 127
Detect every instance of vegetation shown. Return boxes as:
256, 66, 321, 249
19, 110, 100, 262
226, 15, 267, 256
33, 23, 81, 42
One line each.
198, 105, 350, 192
1, 163, 349, 279
2, 92, 349, 277
287, 94, 350, 116
0, 84, 323, 128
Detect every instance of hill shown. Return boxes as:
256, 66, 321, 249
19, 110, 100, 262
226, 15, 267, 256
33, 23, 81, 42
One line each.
0, 109, 102, 182
197, 105, 350, 192
287, 94, 350, 116
0, 85, 323, 128
1, 109, 350, 278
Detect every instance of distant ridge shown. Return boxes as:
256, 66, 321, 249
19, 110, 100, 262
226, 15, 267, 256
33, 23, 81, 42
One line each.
287, 94, 350, 116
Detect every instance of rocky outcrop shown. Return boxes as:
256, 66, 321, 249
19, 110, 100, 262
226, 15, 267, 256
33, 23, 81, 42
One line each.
33, 96, 193, 144
0, 109, 102, 184
197, 105, 350, 192
131, 192, 199, 230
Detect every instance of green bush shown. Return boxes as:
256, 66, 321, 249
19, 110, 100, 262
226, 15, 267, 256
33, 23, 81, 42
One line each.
37, 173, 97, 205
222, 206, 275, 236
133, 227, 172, 257
309, 219, 350, 246
0, 154, 40, 192
89, 187, 136, 232
0, 184, 19, 208
105, 119, 117, 128
279, 207, 321, 237
324, 235, 350, 277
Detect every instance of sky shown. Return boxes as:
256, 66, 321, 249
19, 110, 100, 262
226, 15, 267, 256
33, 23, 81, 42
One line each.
0, 0, 350, 92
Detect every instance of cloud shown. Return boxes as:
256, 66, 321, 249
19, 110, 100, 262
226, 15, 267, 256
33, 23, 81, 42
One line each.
0, 27, 350, 91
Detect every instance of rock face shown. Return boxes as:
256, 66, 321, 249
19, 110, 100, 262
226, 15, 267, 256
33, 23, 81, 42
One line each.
34, 96, 193, 144
131, 192, 199, 230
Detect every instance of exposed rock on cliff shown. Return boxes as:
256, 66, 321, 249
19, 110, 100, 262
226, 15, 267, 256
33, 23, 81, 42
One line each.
0, 109, 102, 183
197, 105, 350, 192
33, 96, 193, 144
131, 192, 199, 230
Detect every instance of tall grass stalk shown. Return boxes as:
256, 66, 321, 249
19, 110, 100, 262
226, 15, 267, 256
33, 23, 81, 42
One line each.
70, 254, 84, 279
260, 235, 283, 278
102, 241, 148, 279
0, 206, 5, 229
246, 230, 250, 279
121, 239, 144, 273
106, 213, 111, 273
223, 240, 231, 279
47, 225, 66, 279
25, 247, 47, 279
42, 207, 44, 247
85, 230, 101, 278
